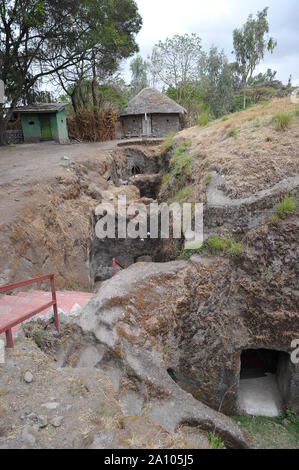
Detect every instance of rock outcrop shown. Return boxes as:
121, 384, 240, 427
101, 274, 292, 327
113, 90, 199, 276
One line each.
78, 212, 299, 448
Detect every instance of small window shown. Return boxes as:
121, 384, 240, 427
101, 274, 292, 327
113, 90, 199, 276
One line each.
29, 121, 35, 126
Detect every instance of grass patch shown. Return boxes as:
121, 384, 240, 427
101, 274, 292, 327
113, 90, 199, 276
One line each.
234, 413, 299, 449
227, 128, 237, 139
169, 140, 192, 181
182, 247, 203, 260
33, 329, 46, 349
221, 115, 229, 122
272, 112, 293, 131
295, 109, 299, 117
208, 432, 225, 449
252, 120, 261, 128
161, 132, 176, 153
168, 186, 192, 204
204, 173, 212, 187
275, 195, 297, 220
207, 236, 243, 257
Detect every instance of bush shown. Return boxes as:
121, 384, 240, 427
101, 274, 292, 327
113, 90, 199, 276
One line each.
197, 111, 210, 127
272, 112, 293, 131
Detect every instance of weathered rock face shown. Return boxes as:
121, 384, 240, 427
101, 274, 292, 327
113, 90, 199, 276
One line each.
78, 213, 298, 446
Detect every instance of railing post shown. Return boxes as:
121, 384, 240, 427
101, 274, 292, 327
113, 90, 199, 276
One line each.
5, 329, 14, 348
113, 258, 116, 276
50, 275, 59, 332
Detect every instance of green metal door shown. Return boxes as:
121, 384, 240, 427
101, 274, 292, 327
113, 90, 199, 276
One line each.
40, 114, 52, 140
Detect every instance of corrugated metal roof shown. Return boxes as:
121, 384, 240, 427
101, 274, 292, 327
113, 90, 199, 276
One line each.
14, 102, 67, 114
119, 88, 186, 116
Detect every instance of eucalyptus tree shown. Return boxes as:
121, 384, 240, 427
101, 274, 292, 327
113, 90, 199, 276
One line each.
233, 7, 277, 109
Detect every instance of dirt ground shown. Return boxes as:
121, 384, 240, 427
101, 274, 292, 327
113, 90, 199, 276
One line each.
0, 140, 118, 225
0, 331, 210, 450
178, 97, 299, 200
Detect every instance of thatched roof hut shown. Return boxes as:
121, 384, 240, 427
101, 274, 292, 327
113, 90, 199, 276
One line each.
118, 88, 186, 138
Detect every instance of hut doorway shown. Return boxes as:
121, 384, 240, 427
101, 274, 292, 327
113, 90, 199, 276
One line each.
238, 349, 291, 417
142, 114, 152, 137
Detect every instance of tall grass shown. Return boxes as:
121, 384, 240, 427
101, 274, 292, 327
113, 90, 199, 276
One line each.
272, 112, 293, 131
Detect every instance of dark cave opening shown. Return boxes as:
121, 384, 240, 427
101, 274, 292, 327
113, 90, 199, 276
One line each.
239, 349, 292, 417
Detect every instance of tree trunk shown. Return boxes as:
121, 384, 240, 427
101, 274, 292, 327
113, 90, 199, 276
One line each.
243, 85, 247, 110
91, 51, 98, 112
0, 104, 8, 146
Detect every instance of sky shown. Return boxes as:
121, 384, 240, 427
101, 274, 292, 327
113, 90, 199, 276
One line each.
122, 0, 299, 86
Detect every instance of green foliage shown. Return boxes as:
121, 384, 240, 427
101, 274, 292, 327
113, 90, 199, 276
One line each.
198, 46, 239, 119
233, 7, 277, 110
0, 0, 142, 142
170, 140, 192, 176
295, 109, 299, 117
275, 195, 297, 219
182, 247, 203, 260
161, 133, 175, 153
272, 112, 293, 131
227, 128, 238, 139
234, 414, 299, 449
204, 173, 212, 186
208, 433, 225, 449
207, 236, 243, 256
285, 408, 299, 425
168, 186, 192, 204
130, 55, 148, 95
198, 111, 210, 126
33, 329, 46, 349
232, 95, 252, 112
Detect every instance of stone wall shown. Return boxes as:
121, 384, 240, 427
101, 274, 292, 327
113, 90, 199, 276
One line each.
5, 130, 24, 144
121, 114, 181, 138
151, 114, 180, 137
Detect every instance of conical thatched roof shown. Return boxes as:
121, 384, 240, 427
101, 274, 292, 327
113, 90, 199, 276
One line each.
119, 88, 186, 117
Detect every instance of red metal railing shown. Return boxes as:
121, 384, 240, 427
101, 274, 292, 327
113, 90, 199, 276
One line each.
112, 258, 126, 276
0, 274, 59, 348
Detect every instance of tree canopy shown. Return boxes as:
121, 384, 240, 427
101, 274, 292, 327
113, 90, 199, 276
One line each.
0, 0, 142, 143
233, 7, 277, 109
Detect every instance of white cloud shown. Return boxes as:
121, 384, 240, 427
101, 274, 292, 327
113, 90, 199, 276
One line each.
122, 0, 299, 85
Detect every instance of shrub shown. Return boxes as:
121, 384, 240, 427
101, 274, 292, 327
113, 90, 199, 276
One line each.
198, 111, 210, 127
272, 112, 293, 131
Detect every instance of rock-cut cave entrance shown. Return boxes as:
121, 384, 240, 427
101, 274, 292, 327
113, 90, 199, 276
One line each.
238, 348, 291, 417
